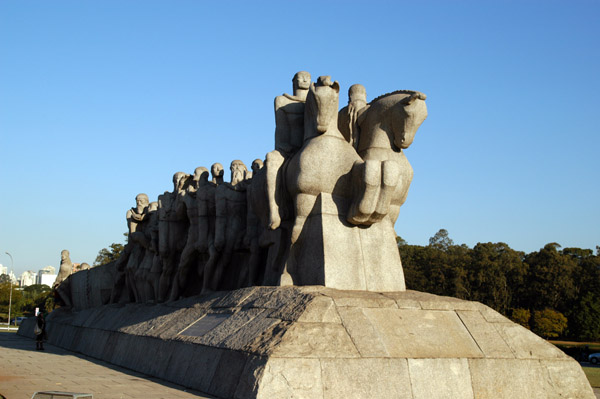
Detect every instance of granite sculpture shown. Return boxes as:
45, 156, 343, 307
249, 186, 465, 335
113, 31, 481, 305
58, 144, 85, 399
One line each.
41, 71, 595, 398
53, 249, 74, 307
101, 71, 427, 303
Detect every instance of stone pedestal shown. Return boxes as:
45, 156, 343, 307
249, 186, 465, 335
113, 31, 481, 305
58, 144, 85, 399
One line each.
20, 287, 595, 398
288, 193, 405, 291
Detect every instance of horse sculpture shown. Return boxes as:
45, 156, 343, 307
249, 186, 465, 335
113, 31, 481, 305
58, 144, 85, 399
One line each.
246, 76, 427, 291
348, 90, 428, 225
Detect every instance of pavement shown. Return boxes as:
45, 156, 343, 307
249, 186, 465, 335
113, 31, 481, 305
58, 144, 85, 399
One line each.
0, 332, 215, 399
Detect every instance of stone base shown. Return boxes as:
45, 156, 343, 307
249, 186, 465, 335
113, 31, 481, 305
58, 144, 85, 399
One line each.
19, 287, 594, 398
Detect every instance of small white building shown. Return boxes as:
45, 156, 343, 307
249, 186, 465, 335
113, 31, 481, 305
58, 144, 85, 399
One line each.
38, 273, 57, 287
20, 270, 37, 287
37, 266, 57, 287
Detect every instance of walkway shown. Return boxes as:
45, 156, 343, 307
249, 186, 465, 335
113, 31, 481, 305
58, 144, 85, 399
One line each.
0, 332, 214, 399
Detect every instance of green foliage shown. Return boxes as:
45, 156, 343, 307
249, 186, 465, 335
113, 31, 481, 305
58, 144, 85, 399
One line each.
0, 274, 10, 283
94, 242, 125, 266
428, 229, 454, 251
511, 308, 531, 329
400, 230, 600, 341
569, 293, 600, 341
532, 308, 568, 339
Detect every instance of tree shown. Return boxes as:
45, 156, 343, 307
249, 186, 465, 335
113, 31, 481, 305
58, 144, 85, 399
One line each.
523, 243, 576, 312
94, 242, 125, 266
569, 293, 600, 341
532, 308, 567, 339
467, 242, 526, 314
0, 274, 10, 284
396, 236, 408, 246
428, 229, 454, 251
511, 308, 531, 329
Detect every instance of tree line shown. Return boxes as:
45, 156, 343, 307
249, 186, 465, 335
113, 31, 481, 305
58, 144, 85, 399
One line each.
399, 229, 600, 341
0, 284, 54, 321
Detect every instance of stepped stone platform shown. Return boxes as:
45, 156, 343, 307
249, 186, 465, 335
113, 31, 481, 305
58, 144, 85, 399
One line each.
19, 287, 595, 398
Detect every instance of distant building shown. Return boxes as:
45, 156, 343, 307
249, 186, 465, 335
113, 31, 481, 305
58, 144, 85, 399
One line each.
37, 266, 57, 286
38, 273, 57, 287
0, 264, 6, 275
20, 271, 37, 287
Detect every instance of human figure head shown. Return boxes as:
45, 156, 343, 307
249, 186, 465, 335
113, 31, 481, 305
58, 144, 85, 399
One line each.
61, 250, 70, 262
230, 160, 248, 186
251, 159, 264, 174
135, 193, 149, 213
173, 172, 189, 192
211, 163, 224, 184
293, 71, 311, 92
194, 166, 209, 186
348, 84, 367, 105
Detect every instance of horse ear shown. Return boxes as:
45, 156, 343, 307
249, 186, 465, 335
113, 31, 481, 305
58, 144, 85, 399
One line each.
332, 81, 340, 93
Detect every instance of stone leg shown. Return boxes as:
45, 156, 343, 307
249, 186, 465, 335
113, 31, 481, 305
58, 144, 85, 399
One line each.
169, 243, 198, 301
265, 150, 285, 230
371, 160, 401, 223
347, 160, 381, 225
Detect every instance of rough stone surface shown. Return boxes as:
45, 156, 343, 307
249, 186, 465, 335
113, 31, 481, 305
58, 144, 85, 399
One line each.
18, 286, 595, 398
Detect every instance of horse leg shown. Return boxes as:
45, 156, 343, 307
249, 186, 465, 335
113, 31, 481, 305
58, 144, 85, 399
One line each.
371, 160, 401, 223
347, 160, 381, 225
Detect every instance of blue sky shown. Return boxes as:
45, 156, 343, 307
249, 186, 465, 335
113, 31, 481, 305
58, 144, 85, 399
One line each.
1, 1, 598, 276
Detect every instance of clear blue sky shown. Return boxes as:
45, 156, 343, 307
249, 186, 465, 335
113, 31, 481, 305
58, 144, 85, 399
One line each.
1, 1, 598, 276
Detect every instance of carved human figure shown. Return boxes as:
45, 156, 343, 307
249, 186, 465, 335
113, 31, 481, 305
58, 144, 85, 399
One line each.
127, 194, 150, 234
157, 172, 190, 302
109, 194, 150, 304
203, 160, 249, 291
196, 163, 222, 288
245, 159, 265, 285
169, 167, 209, 300
53, 249, 74, 307
211, 163, 224, 185
338, 84, 369, 149
131, 201, 159, 302
265, 71, 311, 230
124, 194, 152, 302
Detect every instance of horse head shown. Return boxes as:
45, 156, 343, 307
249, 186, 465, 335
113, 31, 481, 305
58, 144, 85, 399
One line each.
393, 91, 427, 149
304, 76, 341, 140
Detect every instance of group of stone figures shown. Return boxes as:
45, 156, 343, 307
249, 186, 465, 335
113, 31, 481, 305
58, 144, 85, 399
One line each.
108, 71, 427, 304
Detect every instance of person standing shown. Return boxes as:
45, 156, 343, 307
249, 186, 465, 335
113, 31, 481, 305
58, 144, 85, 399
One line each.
35, 312, 46, 350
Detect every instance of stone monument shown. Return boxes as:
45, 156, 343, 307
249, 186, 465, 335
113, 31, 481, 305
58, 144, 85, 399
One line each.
25, 71, 594, 399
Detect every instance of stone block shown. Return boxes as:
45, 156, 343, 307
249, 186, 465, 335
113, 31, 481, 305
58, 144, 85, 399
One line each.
233, 355, 268, 399
321, 288, 398, 308
457, 310, 514, 358
183, 345, 223, 393
257, 358, 323, 399
208, 350, 249, 398
197, 308, 266, 347
408, 358, 474, 399
272, 322, 359, 358
493, 322, 567, 359
468, 358, 595, 399
541, 359, 596, 398
321, 358, 412, 399
296, 295, 341, 323
337, 307, 389, 357
358, 220, 406, 291
361, 308, 483, 358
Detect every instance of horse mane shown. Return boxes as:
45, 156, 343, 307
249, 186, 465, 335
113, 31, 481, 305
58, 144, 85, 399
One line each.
370, 89, 424, 104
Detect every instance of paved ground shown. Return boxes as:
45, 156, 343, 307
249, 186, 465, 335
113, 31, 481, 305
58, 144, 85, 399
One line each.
0, 332, 215, 399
